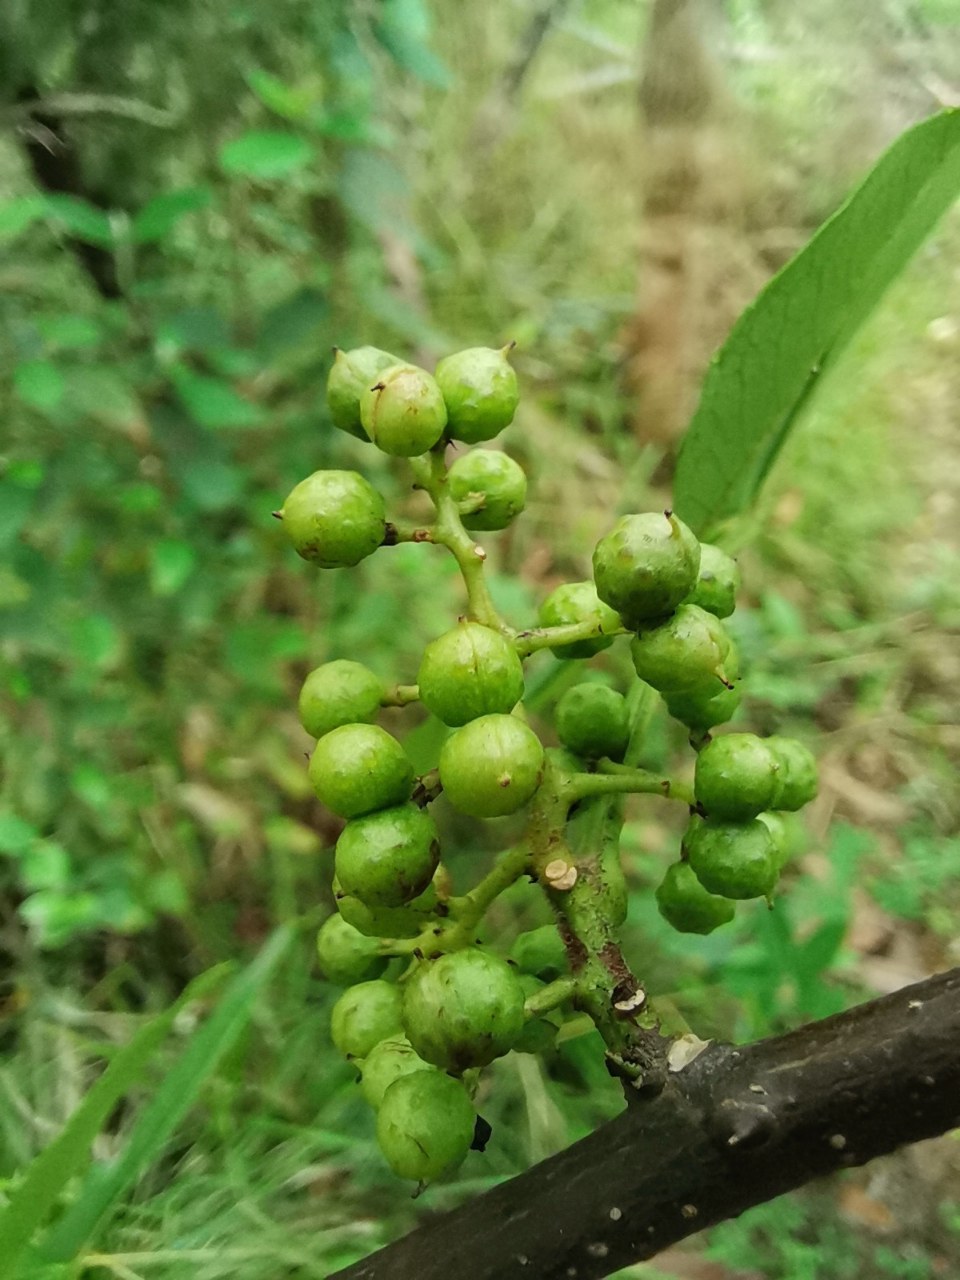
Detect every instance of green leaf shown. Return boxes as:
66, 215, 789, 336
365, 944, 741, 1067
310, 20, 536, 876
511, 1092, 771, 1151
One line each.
14, 361, 65, 413
149, 538, 197, 596
130, 187, 211, 244
0, 967, 228, 1279
244, 69, 321, 123
218, 130, 313, 179
43, 195, 115, 247
172, 367, 264, 429
34, 928, 294, 1265
674, 109, 960, 537
0, 195, 48, 243
0, 813, 38, 856
375, 0, 450, 86
36, 315, 103, 350
65, 367, 142, 430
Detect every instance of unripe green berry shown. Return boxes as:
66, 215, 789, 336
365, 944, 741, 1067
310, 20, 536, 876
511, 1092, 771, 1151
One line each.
334, 875, 439, 939
298, 659, 384, 740
330, 979, 403, 1058
686, 542, 740, 619
757, 811, 791, 871
694, 733, 781, 821
555, 684, 629, 760
402, 948, 526, 1071
537, 581, 622, 659
513, 974, 559, 1054
360, 1036, 436, 1109
510, 925, 568, 981
439, 714, 544, 817
327, 346, 400, 438
360, 362, 447, 456
766, 737, 818, 811
376, 1071, 475, 1182
684, 816, 778, 900
280, 470, 385, 568
631, 604, 735, 697
335, 803, 440, 907
448, 449, 527, 530
434, 345, 519, 443
665, 681, 741, 732
308, 724, 413, 818
418, 622, 524, 727
655, 861, 736, 934
316, 913, 387, 985
592, 511, 700, 625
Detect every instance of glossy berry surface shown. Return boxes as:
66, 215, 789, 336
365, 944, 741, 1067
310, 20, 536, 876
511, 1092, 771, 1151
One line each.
439, 714, 544, 817
376, 1070, 475, 1182
766, 737, 818, 811
418, 622, 524, 727
334, 875, 438, 939
655, 861, 736, 934
537, 581, 621, 659
360, 362, 447, 456
448, 449, 527, 530
308, 723, 413, 818
665, 680, 741, 732
280, 470, 385, 568
360, 1035, 436, 1109
434, 346, 519, 443
334, 803, 440, 907
327, 346, 400, 438
631, 604, 735, 697
316, 913, 387, 985
555, 684, 629, 761
694, 733, 781, 821
402, 947, 526, 1071
330, 979, 403, 1058
685, 816, 779, 901
592, 511, 700, 625
298, 659, 384, 740
685, 542, 740, 619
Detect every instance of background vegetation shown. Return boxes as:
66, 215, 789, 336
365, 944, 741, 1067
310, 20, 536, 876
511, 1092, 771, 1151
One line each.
1, 1, 959, 1276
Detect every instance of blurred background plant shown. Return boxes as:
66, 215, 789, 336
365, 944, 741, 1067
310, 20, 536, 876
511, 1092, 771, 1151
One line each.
1, 1, 960, 1277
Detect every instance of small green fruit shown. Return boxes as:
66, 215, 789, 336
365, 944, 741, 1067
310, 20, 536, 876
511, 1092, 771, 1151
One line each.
330, 979, 403, 1058
298, 659, 384, 740
655, 861, 736, 934
418, 621, 524, 727
327, 346, 400, 438
403, 948, 526, 1071
509, 925, 568, 981
335, 803, 440, 907
360, 1036, 436, 1109
664, 680, 741, 732
684, 816, 778, 900
280, 470, 385, 568
448, 449, 527, 530
555, 684, 629, 760
376, 1071, 475, 1182
537, 581, 622, 659
316, 913, 387, 985
694, 733, 781, 821
439, 714, 544, 817
334, 875, 439, 939
434, 345, 519, 443
513, 974, 559, 1054
685, 543, 739, 619
359, 362, 447, 457
631, 604, 735, 697
592, 511, 700, 625
757, 811, 791, 871
308, 724, 413, 818
766, 737, 818, 811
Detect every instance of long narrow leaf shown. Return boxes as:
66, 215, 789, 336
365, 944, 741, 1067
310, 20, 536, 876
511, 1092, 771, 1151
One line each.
34, 926, 295, 1265
673, 108, 960, 537
0, 966, 229, 1279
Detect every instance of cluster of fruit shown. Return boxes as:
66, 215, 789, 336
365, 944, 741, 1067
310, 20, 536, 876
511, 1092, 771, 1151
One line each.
276, 342, 818, 1185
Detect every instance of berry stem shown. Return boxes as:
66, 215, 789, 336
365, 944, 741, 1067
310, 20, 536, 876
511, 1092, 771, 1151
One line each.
513, 617, 628, 658
563, 764, 695, 807
381, 684, 420, 707
523, 976, 580, 1020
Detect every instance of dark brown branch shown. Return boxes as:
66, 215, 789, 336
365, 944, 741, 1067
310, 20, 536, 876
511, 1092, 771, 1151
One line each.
332, 967, 960, 1280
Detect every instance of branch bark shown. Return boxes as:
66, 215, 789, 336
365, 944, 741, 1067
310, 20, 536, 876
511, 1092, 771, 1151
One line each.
332, 967, 960, 1280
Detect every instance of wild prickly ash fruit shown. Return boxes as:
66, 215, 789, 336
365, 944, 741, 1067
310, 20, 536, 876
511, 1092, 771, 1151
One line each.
359, 362, 447, 456
434, 345, 519, 443
537, 581, 622, 659
655, 861, 736, 934
316, 913, 387, 985
694, 733, 781, 822
298, 659, 384, 740
554, 684, 629, 761
766, 736, 818, 811
448, 449, 527, 530
665, 680, 742, 732
684, 815, 779, 901
757, 811, 791, 871
334, 874, 439, 939
330, 979, 403, 1058
592, 511, 700, 626
509, 925, 568, 981
334, 803, 440, 907
417, 621, 524, 727
631, 604, 736, 697
402, 947, 526, 1071
280, 471, 386, 568
439, 713, 544, 817
308, 723, 413, 818
327, 346, 400, 438
685, 542, 740, 619
376, 1070, 476, 1182
360, 1035, 436, 1109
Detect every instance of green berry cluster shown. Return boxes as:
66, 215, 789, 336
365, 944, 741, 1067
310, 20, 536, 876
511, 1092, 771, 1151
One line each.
278, 342, 819, 1183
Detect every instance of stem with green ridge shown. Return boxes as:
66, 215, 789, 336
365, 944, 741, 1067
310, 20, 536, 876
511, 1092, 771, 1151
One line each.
513, 617, 628, 657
